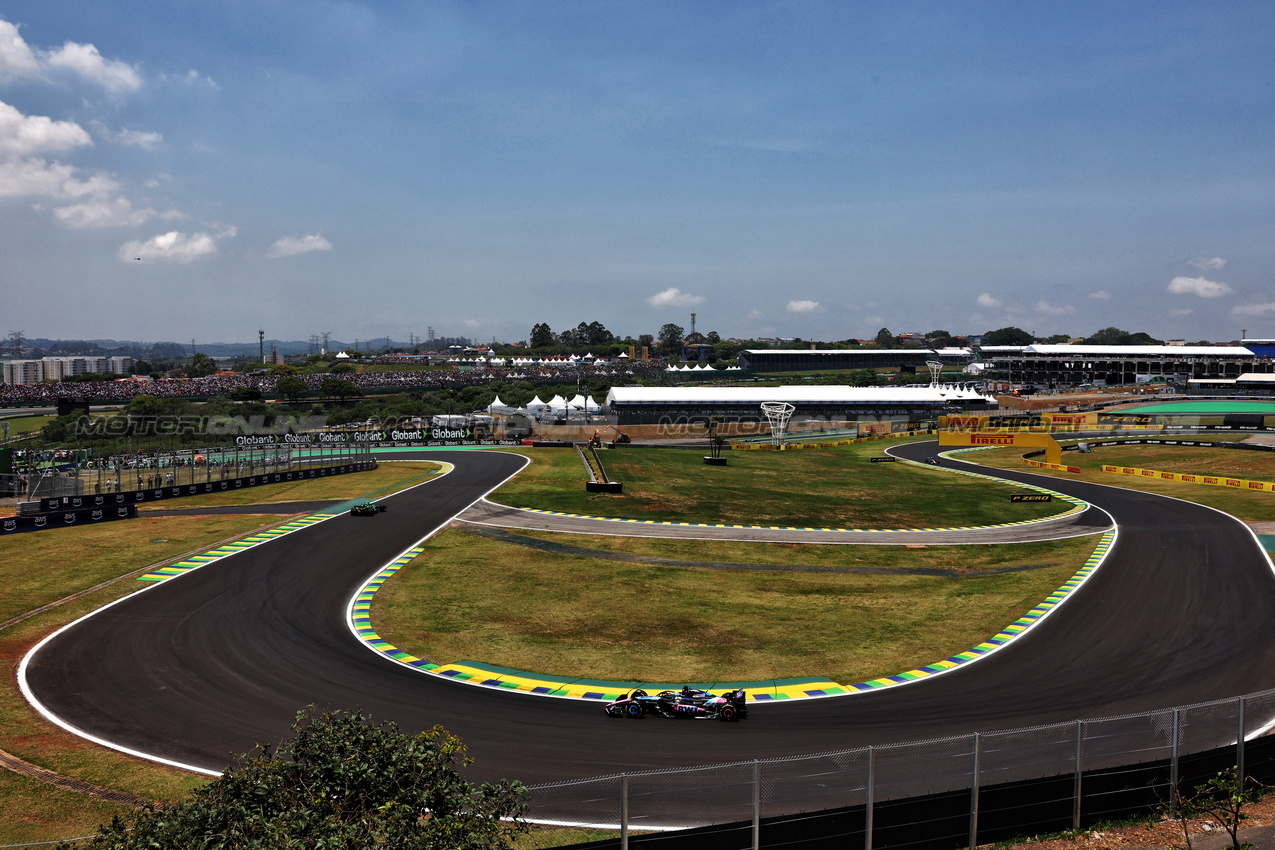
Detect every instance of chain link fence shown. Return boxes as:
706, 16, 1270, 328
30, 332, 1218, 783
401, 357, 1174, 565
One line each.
518, 689, 1275, 850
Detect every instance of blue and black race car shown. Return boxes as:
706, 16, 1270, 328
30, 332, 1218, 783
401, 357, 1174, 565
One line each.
605, 686, 747, 721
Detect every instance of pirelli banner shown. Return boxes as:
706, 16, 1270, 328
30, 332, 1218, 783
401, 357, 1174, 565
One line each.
938, 430, 1064, 466
940, 413, 1162, 432
1101, 465, 1275, 493
2, 504, 138, 535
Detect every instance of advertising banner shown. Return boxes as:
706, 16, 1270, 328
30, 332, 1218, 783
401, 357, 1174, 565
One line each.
45, 462, 376, 511
2, 504, 138, 535
1101, 464, 1275, 492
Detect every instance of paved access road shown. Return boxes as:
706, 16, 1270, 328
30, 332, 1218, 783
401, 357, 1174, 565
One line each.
21, 445, 1275, 784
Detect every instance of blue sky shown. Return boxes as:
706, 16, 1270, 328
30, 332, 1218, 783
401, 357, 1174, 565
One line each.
2, 1, 1274, 345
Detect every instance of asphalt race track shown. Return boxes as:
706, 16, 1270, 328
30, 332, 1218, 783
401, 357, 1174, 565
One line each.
21, 444, 1275, 786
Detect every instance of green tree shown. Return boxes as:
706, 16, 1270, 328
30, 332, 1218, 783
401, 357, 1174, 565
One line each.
638, 334, 654, 348
321, 376, 363, 401
873, 327, 895, 348
584, 320, 613, 346
68, 709, 527, 850
658, 323, 684, 352
1161, 766, 1262, 850
529, 323, 553, 348
229, 386, 263, 402
275, 376, 309, 402
982, 326, 1034, 346
188, 352, 219, 377
706, 330, 721, 344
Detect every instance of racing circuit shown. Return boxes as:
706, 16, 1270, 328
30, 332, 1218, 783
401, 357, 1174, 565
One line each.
17, 441, 1275, 811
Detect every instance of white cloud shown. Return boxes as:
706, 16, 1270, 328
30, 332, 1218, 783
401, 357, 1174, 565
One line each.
1187, 256, 1227, 271
267, 233, 333, 259
0, 156, 116, 200
647, 287, 705, 308
1168, 276, 1232, 298
463, 319, 481, 329
1035, 300, 1075, 316
1231, 302, 1275, 317
976, 293, 1001, 308
786, 299, 821, 313
746, 308, 763, 320
1170, 308, 1194, 317
118, 229, 229, 264
43, 41, 141, 92
1088, 290, 1111, 300
53, 197, 180, 228
91, 121, 162, 149
0, 100, 92, 157
0, 18, 142, 91
0, 20, 39, 81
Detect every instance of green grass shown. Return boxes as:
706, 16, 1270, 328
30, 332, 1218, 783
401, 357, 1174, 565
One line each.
970, 442, 1275, 521
0, 414, 53, 435
373, 529, 1101, 686
0, 770, 132, 848
492, 442, 1067, 528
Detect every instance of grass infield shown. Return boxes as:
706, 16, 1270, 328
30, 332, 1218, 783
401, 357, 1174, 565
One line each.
373, 529, 1102, 686
493, 441, 1066, 528
968, 441, 1275, 522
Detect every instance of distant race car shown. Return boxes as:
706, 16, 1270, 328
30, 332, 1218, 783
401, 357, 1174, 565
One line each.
605, 687, 748, 721
350, 501, 387, 516
925, 456, 941, 465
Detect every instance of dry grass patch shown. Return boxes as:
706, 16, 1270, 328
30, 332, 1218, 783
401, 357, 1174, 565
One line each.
373, 530, 1100, 686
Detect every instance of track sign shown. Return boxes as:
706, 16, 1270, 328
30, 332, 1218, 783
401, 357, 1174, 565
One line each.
1011, 494, 1052, 502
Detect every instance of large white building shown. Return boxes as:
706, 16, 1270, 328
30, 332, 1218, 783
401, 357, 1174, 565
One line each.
2, 356, 134, 385
2, 360, 44, 385
605, 385, 995, 425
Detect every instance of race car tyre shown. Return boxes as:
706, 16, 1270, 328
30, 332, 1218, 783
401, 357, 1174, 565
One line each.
625, 701, 644, 719
718, 704, 738, 722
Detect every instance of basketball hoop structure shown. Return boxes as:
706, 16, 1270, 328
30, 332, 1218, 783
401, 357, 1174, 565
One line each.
760, 401, 796, 447
926, 360, 943, 387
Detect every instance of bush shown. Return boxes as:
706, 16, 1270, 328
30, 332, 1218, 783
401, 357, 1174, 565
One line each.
67, 708, 528, 849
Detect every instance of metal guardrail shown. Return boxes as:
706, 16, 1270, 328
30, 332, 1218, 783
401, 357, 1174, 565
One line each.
520, 689, 1275, 850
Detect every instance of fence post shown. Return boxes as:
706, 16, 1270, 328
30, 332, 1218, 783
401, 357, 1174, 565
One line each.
1238, 696, 1246, 784
1073, 719, 1083, 830
970, 733, 980, 850
865, 746, 874, 850
1170, 709, 1180, 818
620, 773, 629, 850
753, 759, 761, 850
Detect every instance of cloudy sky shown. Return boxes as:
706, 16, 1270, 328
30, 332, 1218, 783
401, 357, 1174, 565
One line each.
3, 1, 1274, 345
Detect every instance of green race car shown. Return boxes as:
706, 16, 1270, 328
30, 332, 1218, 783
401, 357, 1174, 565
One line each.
350, 501, 387, 516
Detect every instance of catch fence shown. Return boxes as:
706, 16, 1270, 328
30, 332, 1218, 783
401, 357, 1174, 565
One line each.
522, 689, 1275, 850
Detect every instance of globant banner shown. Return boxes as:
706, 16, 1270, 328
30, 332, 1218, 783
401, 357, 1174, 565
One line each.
232, 432, 523, 448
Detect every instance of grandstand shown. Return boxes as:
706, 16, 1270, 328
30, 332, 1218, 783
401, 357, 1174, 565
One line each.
737, 348, 973, 374
604, 385, 994, 425
980, 343, 1263, 388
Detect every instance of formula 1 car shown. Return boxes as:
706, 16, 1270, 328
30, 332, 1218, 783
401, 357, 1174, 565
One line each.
349, 501, 387, 516
605, 686, 748, 721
